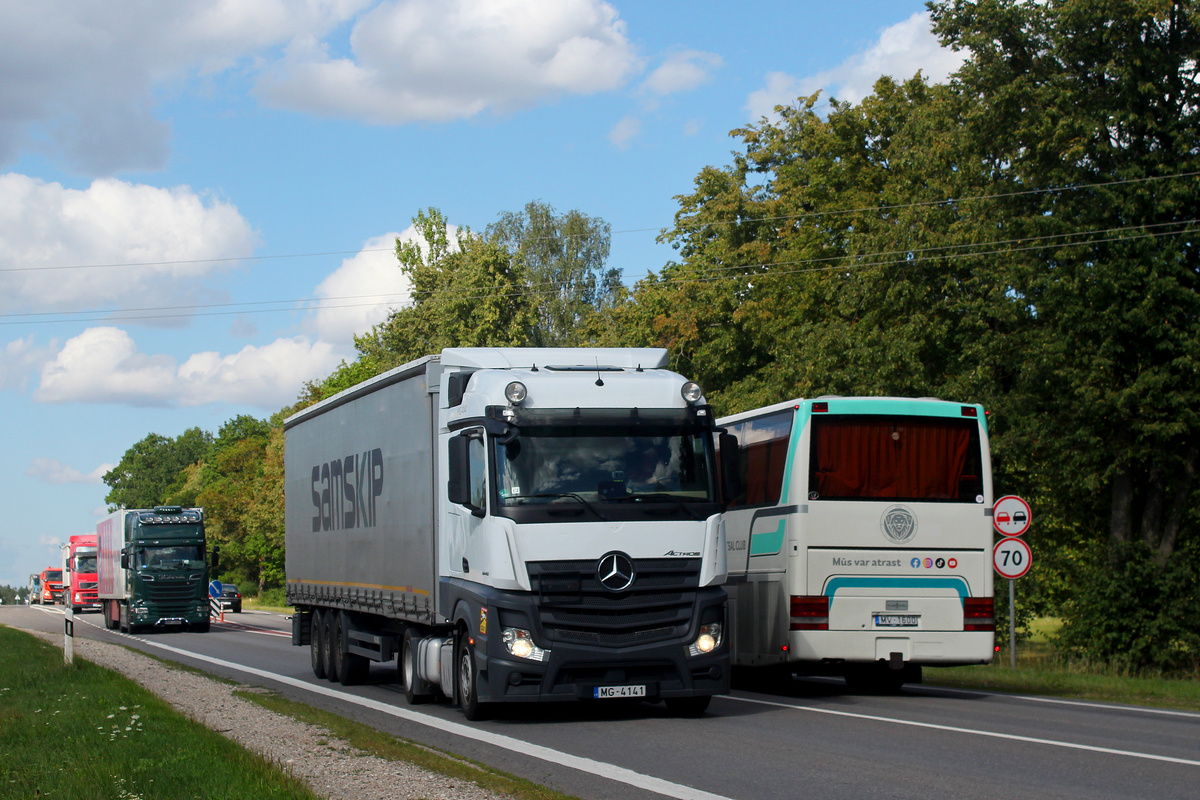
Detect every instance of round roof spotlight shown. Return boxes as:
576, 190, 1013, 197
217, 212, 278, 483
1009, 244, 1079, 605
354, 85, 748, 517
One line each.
505, 381, 528, 405
680, 381, 704, 404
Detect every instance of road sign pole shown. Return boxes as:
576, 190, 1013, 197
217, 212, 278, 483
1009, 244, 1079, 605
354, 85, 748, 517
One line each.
1009, 578, 1016, 669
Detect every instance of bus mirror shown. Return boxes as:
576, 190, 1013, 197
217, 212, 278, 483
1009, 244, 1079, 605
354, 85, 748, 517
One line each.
719, 433, 742, 503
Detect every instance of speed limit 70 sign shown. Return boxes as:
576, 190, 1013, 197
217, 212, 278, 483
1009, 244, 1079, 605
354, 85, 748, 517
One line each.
993, 537, 1032, 579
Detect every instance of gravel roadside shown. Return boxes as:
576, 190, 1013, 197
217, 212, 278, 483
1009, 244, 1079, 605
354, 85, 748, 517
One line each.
30, 630, 509, 800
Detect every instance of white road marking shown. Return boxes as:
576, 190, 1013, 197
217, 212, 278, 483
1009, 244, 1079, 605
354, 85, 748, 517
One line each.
66, 614, 734, 800
730, 694, 1200, 767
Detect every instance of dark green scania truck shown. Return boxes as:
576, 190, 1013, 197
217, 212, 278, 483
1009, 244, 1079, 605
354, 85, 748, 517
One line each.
97, 506, 212, 633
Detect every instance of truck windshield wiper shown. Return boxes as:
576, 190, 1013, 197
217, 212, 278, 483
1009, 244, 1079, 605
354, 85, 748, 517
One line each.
522, 493, 609, 520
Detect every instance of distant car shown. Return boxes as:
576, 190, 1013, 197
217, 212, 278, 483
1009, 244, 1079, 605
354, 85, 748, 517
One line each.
219, 584, 242, 613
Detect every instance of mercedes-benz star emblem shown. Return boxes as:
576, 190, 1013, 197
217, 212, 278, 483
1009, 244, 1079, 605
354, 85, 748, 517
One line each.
597, 552, 635, 592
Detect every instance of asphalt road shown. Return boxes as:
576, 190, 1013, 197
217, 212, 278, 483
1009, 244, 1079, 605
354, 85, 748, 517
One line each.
5, 603, 1199, 800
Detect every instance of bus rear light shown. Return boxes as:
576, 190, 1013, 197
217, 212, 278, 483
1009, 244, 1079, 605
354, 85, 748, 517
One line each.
961, 406, 977, 417
963, 597, 995, 631
790, 595, 829, 630
812, 402, 828, 413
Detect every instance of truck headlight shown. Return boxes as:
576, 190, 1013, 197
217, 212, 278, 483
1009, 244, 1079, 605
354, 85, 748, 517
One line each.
502, 627, 548, 662
688, 622, 723, 657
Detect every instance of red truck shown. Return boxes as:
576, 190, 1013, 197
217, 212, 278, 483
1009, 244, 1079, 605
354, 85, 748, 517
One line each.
62, 534, 101, 613
39, 567, 64, 604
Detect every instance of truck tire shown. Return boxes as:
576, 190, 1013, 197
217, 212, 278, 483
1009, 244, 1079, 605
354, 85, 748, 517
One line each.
334, 613, 368, 686
321, 610, 339, 683
402, 627, 433, 705
456, 631, 488, 721
310, 610, 327, 679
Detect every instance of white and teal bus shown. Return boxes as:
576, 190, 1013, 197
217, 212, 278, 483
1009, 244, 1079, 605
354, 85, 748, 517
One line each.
718, 396, 995, 691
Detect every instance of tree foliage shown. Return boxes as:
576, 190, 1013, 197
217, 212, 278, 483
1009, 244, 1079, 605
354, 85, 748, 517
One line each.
103, 428, 213, 510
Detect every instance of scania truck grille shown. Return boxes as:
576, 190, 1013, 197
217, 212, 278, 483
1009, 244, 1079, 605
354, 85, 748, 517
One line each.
527, 558, 701, 647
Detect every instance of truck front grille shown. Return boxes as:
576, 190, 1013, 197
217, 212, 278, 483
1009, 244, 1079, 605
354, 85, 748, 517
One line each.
526, 558, 701, 648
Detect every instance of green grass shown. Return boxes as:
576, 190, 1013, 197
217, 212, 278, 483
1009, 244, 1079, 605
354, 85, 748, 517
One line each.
922, 618, 1200, 712
239, 689, 580, 800
0, 625, 320, 800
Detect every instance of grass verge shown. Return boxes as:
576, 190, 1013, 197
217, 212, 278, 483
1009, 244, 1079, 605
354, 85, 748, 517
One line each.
237, 689, 580, 800
0, 624, 319, 800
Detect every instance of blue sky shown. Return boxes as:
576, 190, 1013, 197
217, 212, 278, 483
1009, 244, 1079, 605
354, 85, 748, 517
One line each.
0, 0, 965, 589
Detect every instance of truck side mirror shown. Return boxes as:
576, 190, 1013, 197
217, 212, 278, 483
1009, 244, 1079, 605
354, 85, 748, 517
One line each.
211, 546, 221, 577
447, 433, 485, 517
447, 434, 472, 508
120, 549, 128, 570
719, 433, 742, 505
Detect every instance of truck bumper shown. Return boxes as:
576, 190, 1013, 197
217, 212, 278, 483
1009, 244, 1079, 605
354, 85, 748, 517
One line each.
446, 580, 730, 704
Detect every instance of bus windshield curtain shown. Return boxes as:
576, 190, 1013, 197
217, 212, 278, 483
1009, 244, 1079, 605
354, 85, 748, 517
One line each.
811, 418, 972, 500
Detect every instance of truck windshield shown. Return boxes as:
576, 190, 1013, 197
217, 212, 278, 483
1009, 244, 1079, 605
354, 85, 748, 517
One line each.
495, 427, 717, 510
74, 554, 98, 573
134, 545, 205, 570
44, 570, 62, 581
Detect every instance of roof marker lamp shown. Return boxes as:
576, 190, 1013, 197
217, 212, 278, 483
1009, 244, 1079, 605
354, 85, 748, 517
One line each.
680, 381, 703, 405
504, 381, 527, 405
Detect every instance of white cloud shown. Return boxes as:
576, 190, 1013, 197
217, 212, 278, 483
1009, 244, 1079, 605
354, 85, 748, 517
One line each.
255, 0, 642, 123
0, 335, 57, 391
0, 0, 370, 174
309, 232, 412, 347
608, 116, 642, 149
745, 11, 967, 121
0, 174, 256, 317
641, 50, 722, 97
34, 327, 341, 409
26, 458, 113, 485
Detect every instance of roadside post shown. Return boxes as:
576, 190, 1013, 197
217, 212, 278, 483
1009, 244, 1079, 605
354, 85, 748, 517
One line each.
209, 579, 224, 623
993, 495, 1032, 668
63, 604, 74, 665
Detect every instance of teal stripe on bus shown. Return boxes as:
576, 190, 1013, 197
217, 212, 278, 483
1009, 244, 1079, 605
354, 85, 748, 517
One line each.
823, 576, 972, 602
750, 520, 786, 556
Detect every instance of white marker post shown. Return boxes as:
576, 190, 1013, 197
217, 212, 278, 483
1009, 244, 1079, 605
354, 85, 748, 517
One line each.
993, 496, 1032, 668
64, 604, 74, 665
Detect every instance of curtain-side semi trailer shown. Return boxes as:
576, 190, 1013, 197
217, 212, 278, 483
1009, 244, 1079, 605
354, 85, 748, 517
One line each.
286, 347, 735, 719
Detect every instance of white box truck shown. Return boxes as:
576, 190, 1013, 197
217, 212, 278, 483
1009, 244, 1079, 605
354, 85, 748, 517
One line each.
286, 347, 735, 719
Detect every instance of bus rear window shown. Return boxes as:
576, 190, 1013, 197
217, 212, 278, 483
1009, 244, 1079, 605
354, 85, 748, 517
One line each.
809, 415, 983, 502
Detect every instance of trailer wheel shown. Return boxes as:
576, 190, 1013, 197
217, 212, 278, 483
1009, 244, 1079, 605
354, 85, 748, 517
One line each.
334, 613, 368, 686
402, 628, 433, 704
321, 610, 339, 682
456, 631, 488, 721
310, 610, 327, 679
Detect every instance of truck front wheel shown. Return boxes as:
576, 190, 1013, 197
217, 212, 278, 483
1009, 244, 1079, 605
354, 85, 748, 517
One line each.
456, 632, 487, 721
310, 610, 327, 679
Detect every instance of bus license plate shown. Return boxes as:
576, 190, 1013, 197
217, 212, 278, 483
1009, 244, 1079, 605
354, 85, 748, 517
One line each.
594, 685, 646, 699
874, 614, 919, 627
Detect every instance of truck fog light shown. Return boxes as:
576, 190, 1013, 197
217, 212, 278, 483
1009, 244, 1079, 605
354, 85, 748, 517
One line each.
502, 627, 548, 662
680, 381, 703, 404
688, 622, 723, 657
